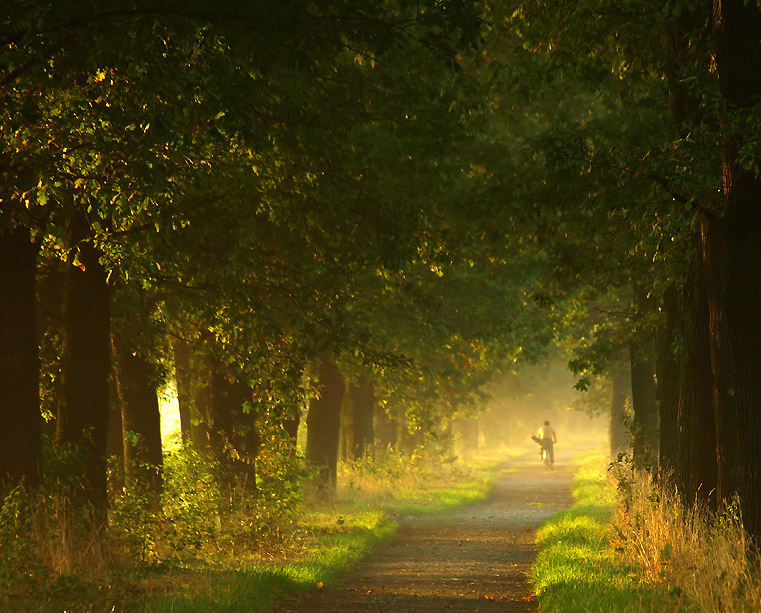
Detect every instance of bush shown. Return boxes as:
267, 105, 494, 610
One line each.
161, 442, 222, 558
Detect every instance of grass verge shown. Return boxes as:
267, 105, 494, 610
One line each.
142, 448, 510, 612
531, 448, 680, 612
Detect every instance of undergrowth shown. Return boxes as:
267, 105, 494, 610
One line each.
611, 463, 761, 612
0, 440, 507, 612
533, 448, 761, 612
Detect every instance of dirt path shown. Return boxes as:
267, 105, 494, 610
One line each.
273, 450, 575, 612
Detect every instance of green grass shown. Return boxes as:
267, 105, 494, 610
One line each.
142, 453, 505, 612
144, 509, 397, 612
531, 448, 682, 612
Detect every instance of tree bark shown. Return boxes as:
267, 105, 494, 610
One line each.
57, 211, 111, 507
173, 336, 193, 444
111, 320, 163, 494
350, 374, 375, 459
456, 416, 479, 462
0, 225, 42, 492
106, 376, 124, 495
373, 405, 398, 451
676, 254, 717, 504
305, 354, 345, 495
340, 389, 353, 462
207, 354, 257, 493
630, 285, 659, 468
709, 0, 761, 538
609, 361, 631, 459
657, 285, 681, 475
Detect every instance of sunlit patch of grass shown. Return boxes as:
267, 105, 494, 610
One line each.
144, 447, 514, 612
145, 510, 398, 612
531, 448, 680, 612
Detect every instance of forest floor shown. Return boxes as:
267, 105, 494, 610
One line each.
271, 449, 575, 612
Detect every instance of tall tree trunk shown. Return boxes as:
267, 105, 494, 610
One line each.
282, 408, 300, 441
207, 354, 257, 494
676, 254, 717, 504
657, 285, 681, 475
710, 0, 761, 538
58, 211, 111, 507
173, 336, 192, 444
0, 225, 42, 492
456, 416, 479, 462
106, 376, 124, 495
305, 354, 345, 495
609, 361, 631, 459
350, 375, 375, 459
374, 405, 398, 451
111, 321, 163, 495
340, 390, 353, 462
630, 285, 659, 468
189, 346, 211, 449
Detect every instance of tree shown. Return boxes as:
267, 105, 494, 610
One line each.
0, 225, 42, 492
305, 354, 346, 494
706, 0, 761, 537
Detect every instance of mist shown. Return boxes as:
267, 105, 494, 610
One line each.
473, 354, 609, 462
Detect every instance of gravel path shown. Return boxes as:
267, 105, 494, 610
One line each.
273, 450, 574, 612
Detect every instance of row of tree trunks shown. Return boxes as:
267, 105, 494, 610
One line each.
0, 225, 42, 492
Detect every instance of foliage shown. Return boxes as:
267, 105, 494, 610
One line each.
252, 420, 312, 540
109, 459, 164, 564
161, 444, 223, 558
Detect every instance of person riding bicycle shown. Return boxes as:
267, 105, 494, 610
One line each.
534, 420, 557, 466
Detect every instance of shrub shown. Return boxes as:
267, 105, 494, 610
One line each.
161, 442, 222, 558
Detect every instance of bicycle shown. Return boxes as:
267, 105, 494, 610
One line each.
541, 446, 553, 469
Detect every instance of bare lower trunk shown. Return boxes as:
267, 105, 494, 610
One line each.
630, 284, 659, 469
111, 317, 163, 494
58, 212, 111, 508
350, 375, 375, 459
305, 354, 345, 495
676, 254, 717, 504
609, 362, 631, 459
207, 354, 257, 494
173, 336, 193, 444
0, 225, 42, 492
657, 285, 680, 475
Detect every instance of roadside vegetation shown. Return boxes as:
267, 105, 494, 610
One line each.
0, 441, 509, 613
533, 450, 761, 612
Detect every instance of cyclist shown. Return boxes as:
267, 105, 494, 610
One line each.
535, 420, 557, 467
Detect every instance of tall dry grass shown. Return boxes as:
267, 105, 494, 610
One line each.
611, 465, 761, 612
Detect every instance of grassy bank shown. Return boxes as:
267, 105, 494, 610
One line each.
532, 448, 761, 612
142, 447, 511, 612
531, 449, 678, 612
